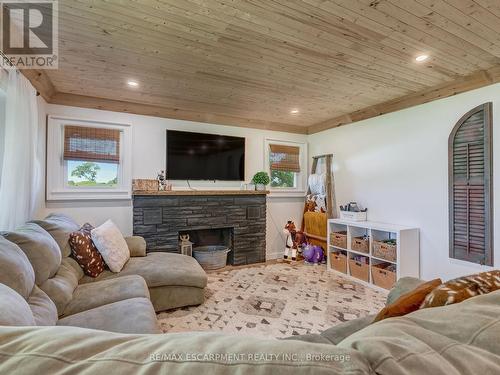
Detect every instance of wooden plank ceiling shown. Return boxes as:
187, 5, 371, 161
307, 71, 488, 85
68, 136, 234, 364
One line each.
24, 0, 500, 134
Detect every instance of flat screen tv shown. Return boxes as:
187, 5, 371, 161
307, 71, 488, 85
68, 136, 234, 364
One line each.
166, 130, 245, 181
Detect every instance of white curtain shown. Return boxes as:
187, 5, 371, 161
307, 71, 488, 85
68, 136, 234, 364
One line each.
0, 70, 40, 230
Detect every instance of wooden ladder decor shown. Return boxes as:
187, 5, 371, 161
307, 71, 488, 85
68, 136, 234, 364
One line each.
301, 154, 337, 245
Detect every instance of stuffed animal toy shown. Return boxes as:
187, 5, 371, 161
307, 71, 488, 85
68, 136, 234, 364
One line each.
303, 244, 324, 265
313, 245, 325, 263
302, 244, 315, 262
283, 220, 306, 261
306, 194, 327, 213
305, 198, 317, 212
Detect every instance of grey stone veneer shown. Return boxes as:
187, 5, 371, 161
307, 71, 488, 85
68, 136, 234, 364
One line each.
133, 194, 266, 265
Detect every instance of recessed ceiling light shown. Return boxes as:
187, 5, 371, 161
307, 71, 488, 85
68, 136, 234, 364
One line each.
415, 54, 429, 62
290, 109, 299, 114
127, 80, 139, 87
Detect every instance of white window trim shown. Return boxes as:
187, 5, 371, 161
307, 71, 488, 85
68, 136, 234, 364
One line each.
264, 138, 307, 197
46, 115, 132, 201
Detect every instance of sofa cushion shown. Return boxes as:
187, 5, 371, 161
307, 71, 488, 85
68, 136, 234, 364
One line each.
149, 285, 205, 312
62, 275, 150, 317
0, 237, 35, 299
125, 236, 146, 257
39, 258, 81, 316
0, 283, 35, 326
28, 285, 58, 326
64, 256, 85, 280
57, 297, 160, 334
69, 223, 106, 277
373, 278, 442, 322
284, 314, 376, 345
31, 213, 80, 258
281, 333, 333, 344
321, 314, 376, 344
3, 223, 62, 285
91, 220, 130, 272
79, 252, 208, 289
386, 276, 425, 305
338, 290, 500, 375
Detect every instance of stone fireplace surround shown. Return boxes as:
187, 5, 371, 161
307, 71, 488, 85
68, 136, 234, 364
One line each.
133, 191, 267, 266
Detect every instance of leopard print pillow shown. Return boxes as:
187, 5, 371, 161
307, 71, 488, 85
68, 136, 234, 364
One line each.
420, 270, 500, 309
69, 223, 106, 277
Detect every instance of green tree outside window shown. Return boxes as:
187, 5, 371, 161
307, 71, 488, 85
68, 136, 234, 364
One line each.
270, 170, 295, 188
71, 162, 100, 182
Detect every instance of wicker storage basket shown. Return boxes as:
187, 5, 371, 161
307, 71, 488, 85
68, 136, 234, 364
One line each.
330, 252, 347, 274
371, 264, 397, 290
372, 240, 397, 262
330, 231, 347, 249
348, 257, 369, 282
193, 246, 230, 270
351, 236, 369, 253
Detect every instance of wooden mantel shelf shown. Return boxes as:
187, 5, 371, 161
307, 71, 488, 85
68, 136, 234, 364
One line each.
133, 190, 269, 196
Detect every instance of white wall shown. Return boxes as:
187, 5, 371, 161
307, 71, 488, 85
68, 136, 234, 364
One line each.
309, 83, 500, 281
36, 103, 307, 259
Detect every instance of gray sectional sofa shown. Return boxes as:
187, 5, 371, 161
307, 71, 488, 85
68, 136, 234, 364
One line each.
1, 276, 500, 374
1, 213, 500, 374
0, 213, 207, 334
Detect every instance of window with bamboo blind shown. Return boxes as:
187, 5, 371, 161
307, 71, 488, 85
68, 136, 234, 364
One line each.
448, 103, 493, 266
265, 140, 306, 192
46, 116, 132, 201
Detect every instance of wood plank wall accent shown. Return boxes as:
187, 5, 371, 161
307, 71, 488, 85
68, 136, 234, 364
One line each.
448, 103, 493, 266
18, 0, 500, 133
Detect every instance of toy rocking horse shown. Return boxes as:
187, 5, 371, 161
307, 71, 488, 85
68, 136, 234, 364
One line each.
283, 220, 306, 261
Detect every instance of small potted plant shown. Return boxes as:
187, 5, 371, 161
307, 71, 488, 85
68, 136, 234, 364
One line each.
252, 171, 270, 191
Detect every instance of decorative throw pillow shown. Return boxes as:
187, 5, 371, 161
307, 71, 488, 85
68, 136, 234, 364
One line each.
91, 220, 130, 273
420, 270, 500, 309
68, 223, 106, 277
373, 278, 442, 322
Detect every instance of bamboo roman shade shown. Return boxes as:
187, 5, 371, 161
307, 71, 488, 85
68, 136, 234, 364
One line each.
269, 144, 300, 173
449, 103, 493, 266
63, 125, 121, 164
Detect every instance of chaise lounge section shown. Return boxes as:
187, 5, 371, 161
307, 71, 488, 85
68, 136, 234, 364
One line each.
31, 213, 208, 312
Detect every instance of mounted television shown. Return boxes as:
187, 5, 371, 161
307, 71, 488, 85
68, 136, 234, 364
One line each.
166, 130, 245, 181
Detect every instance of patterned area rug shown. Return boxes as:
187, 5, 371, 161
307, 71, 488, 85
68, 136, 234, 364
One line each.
157, 262, 387, 339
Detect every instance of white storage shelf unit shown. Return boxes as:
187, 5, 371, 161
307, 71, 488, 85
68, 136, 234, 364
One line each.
327, 219, 419, 289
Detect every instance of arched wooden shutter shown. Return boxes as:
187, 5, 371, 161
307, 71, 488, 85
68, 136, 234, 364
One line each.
449, 103, 493, 266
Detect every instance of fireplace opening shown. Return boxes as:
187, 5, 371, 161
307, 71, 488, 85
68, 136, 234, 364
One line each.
179, 227, 234, 264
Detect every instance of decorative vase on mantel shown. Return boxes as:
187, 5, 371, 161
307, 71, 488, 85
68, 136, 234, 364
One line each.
255, 183, 266, 191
